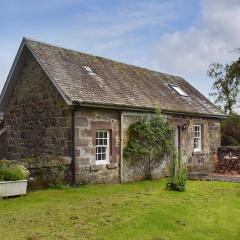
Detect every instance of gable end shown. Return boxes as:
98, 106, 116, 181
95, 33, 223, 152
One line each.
0, 38, 72, 112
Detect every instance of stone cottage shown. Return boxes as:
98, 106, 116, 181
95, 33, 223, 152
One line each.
0, 38, 226, 186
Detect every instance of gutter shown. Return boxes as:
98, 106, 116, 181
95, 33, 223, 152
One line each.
77, 102, 227, 119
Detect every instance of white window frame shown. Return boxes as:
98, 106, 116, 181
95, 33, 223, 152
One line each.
95, 130, 110, 165
194, 125, 202, 152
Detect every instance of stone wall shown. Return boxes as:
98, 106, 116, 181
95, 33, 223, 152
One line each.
122, 112, 221, 181
3, 53, 72, 186
185, 117, 220, 172
122, 112, 153, 182
0, 129, 7, 159
74, 108, 120, 184
73, 110, 220, 184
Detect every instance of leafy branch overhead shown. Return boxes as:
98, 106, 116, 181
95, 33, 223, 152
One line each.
208, 58, 240, 114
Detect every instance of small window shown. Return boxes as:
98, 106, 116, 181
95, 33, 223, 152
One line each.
170, 84, 188, 97
83, 66, 93, 72
194, 125, 201, 152
96, 130, 110, 165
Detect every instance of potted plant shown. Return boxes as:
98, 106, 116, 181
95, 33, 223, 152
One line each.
0, 160, 29, 198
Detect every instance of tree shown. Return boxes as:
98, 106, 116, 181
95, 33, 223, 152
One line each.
207, 58, 240, 114
124, 109, 174, 180
221, 113, 240, 146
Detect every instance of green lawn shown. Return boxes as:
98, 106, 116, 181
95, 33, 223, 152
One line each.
0, 180, 239, 240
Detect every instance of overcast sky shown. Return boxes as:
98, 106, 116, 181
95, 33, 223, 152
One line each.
0, 0, 239, 99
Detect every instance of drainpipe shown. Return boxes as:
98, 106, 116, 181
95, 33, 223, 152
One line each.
71, 103, 79, 185
120, 111, 123, 183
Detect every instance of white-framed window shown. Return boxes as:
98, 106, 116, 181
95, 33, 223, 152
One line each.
96, 130, 110, 165
169, 84, 188, 97
194, 125, 202, 152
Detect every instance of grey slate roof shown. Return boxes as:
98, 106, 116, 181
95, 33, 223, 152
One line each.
3, 38, 226, 117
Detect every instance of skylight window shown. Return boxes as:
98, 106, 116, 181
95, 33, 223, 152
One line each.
83, 66, 97, 76
169, 84, 188, 97
83, 66, 93, 72
83, 65, 104, 87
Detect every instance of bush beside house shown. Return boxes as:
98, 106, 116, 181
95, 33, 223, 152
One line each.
0, 160, 29, 198
0, 160, 29, 181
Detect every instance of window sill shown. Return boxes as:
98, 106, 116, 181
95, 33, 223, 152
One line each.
90, 162, 118, 171
90, 164, 104, 171
106, 163, 118, 169
192, 151, 204, 156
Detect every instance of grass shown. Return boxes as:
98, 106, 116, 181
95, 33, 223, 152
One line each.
0, 180, 239, 240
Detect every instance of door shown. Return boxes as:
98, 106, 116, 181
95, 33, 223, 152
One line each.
174, 126, 181, 152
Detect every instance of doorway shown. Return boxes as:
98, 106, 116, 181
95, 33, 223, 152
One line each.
174, 126, 181, 151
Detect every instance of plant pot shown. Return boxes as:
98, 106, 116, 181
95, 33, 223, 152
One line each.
0, 180, 27, 198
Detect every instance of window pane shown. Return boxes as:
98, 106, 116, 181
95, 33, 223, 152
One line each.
194, 125, 201, 151
194, 138, 199, 149
102, 146, 106, 153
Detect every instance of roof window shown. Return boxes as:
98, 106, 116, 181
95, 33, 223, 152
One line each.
169, 84, 188, 97
83, 65, 104, 87
83, 66, 93, 72
83, 66, 97, 76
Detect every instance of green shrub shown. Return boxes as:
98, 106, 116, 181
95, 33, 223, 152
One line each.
221, 113, 240, 146
0, 160, 29, 181
166, 151, 187, 192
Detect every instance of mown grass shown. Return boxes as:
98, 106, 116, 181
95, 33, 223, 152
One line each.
0, 180, 239, 240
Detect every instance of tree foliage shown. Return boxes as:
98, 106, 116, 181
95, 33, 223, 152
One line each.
207, 58, 240, 114
124, 109, 174, 180
221, 113, 240, 146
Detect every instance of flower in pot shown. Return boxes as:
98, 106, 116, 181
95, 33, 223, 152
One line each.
0, 160, 30, 198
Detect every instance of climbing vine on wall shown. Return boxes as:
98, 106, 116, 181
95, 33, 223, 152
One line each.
124, 109, 174, 180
